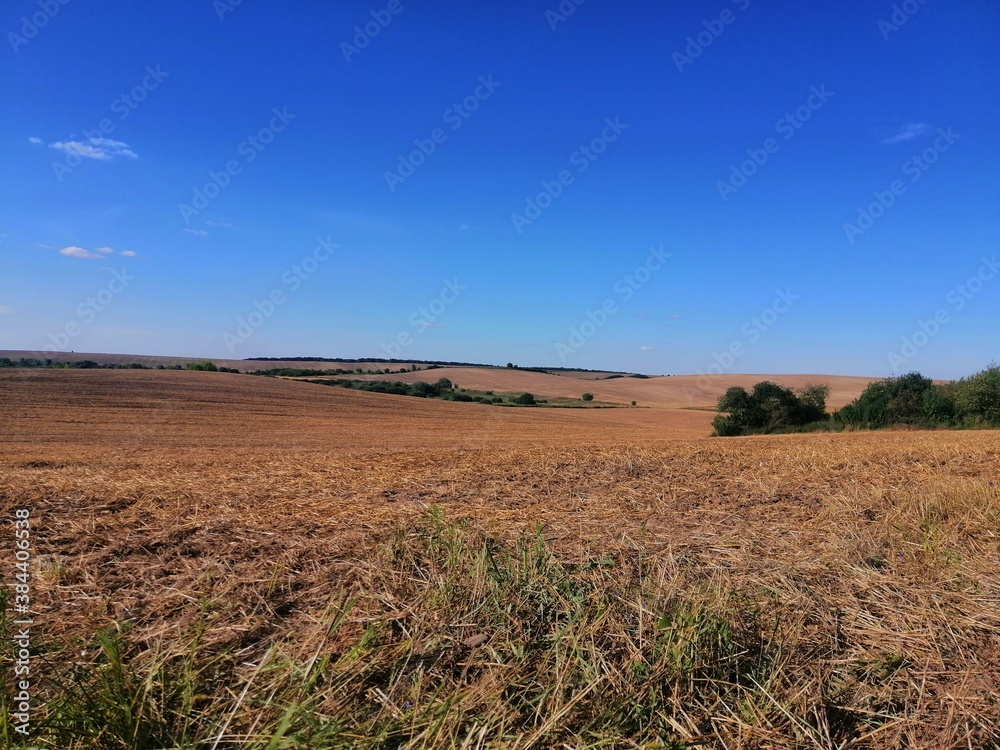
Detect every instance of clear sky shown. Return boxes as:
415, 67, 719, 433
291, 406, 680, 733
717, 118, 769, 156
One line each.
2, 0, 997, 378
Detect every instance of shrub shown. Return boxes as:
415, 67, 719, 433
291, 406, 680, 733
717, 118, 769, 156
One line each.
952, 365, 1000, 426
186, 361, 218, 372
835, 373, 934, 428
406, 382, 436, 398
581, 393, 594, 402
515, 392, 536, 405
713, 382, 830, 436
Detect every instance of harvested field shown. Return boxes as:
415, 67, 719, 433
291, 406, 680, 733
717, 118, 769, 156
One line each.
330, 368, 879, 410
1, 370, 998, 748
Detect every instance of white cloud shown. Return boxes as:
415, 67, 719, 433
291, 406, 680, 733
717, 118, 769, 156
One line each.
95, 246, 114, 254
882, 122, 930, 145
120, 250, 138, 257
205, 220, 234, 228
49, 137, 138, 160
0, 305, 12, 315
640, 346, 655, 351
59, 246, 101, 259
184, 228, 209, 236
28, 136, 42, 144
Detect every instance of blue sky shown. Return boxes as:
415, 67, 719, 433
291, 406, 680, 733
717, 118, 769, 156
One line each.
1, 0, 997, 378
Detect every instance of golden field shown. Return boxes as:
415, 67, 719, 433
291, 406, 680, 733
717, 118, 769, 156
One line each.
1, 369, 998, 748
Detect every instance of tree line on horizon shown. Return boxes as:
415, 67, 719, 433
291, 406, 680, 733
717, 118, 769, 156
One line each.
713, 366, 1000, 436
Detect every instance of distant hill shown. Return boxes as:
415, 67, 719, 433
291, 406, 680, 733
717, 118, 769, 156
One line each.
0, 350, 877, 410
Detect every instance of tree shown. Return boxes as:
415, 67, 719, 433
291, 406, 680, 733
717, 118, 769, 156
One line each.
715, 386, 763, 435
713, 381, 830, 436
923, 384, 957, 424
506, 362, 514, 369
186, 361, 218, 372
581, 392, 594, 401
796, 384, 831, 423
407, 381, 435, 398
952, 365, 1000, 426
515, 392, 536, 405
835, 373, 933, 428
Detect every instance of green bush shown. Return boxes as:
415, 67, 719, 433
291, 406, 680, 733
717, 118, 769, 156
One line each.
515, 392, 536, 405
581, 393, 594, 402
835, 373, 935, 428
713, 382, 830, 436
952, 365, 1000, 426
833, 367, 1000, 430
186, 361, 218, 372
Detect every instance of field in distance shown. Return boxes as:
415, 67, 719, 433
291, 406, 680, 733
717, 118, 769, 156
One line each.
1, 368, 997, 748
